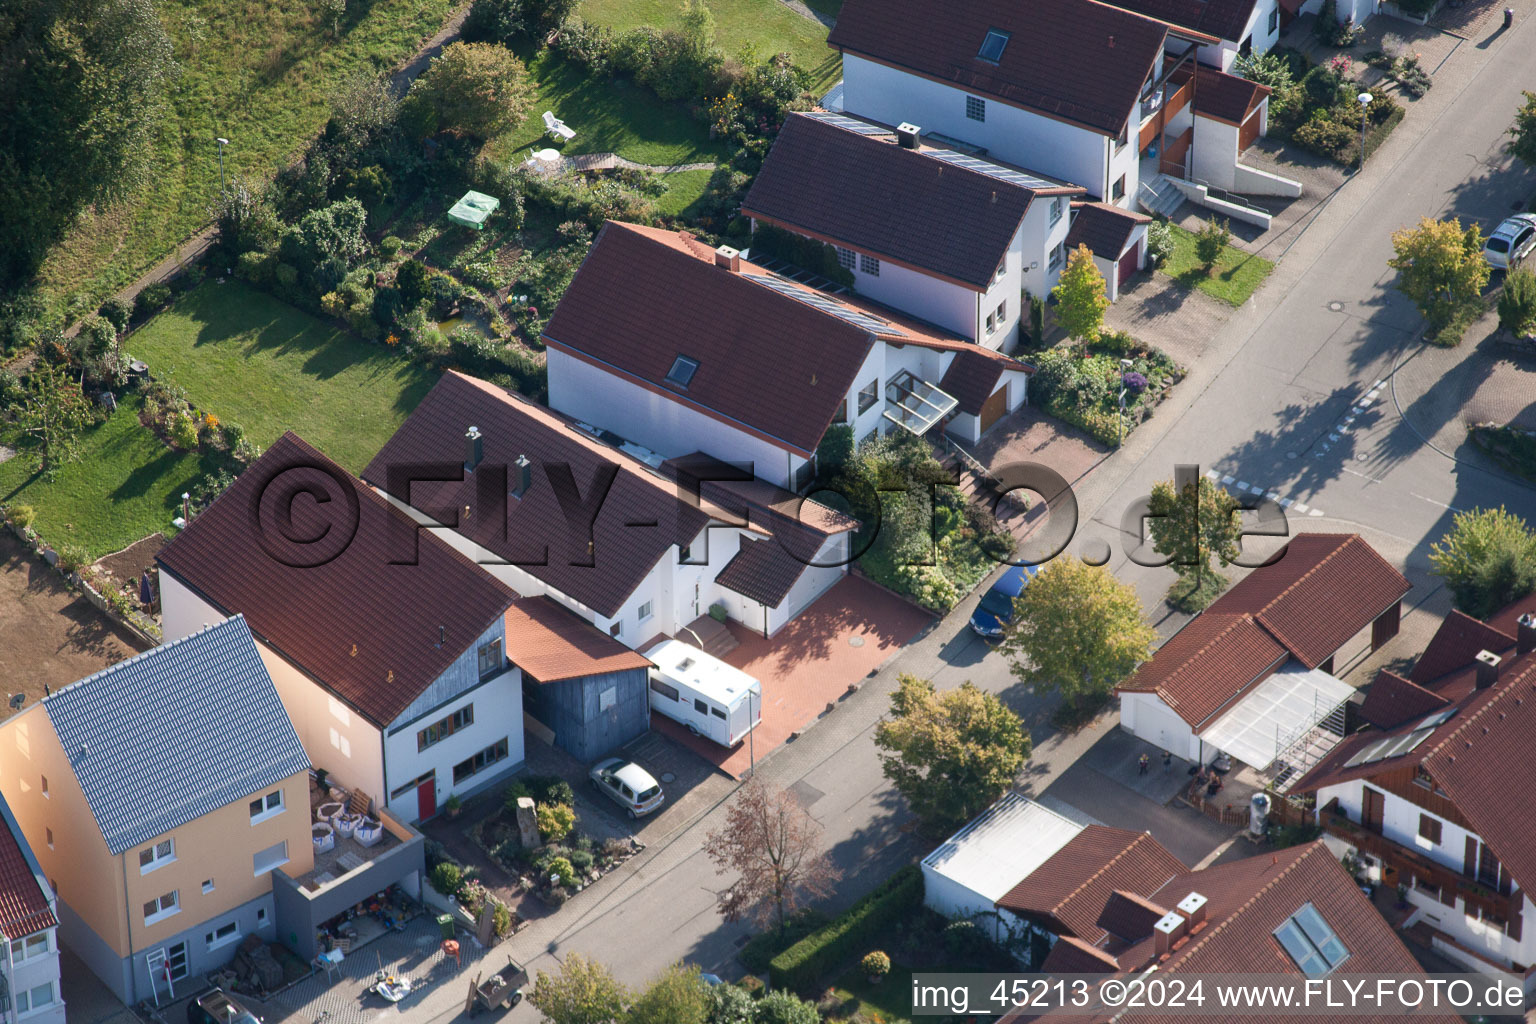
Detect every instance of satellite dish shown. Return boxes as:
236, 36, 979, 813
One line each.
8, 694, 25, 710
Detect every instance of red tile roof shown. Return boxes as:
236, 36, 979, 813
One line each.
544, 221, 1030, 454
1357, 669, 1449, 730
1118, 611, 1289, 727
1003, 842, 1458, 1024
937, 350, 1006, 416
1122, 535, 1409, 727
1192, 64, 1270, 124
1409, 610, 1515, 686
0, 798, 55, 939
158, 432, 517, 727
504, 597, 653, 682
995, 826, 1185, 943
744, 113, 1081, 289
1041, 934, 1121, 973
828, 0, 1173, 136
363, 372, 710, 619
1065, 202, 1150, 261
1096, 889, 1169, 941
1106, 0, 1259, 42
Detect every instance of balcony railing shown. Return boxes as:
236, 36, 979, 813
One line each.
1321, 813, 1514, 923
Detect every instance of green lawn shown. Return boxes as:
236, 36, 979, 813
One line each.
0, 400, 221, 560
1161, 224, 1275, 307
655, 168, 718, 217
487, 46, 733, 168
830, 966, 915, 1024
579, 0, 841, 91
35, 0, 456, 318
125, 282, 435, 473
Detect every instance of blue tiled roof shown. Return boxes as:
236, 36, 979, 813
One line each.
43, 616, 310, 855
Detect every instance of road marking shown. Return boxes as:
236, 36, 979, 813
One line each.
1309, 509, 1324, 516
1221, 474, 1235, 485
1279, 497, 1293, 507
1411, 492, 1463, 513
1205, 470, 1220, 481
1294, 503, 1309, 513
1237, 480, 1251, 491
1266, 491, 1280, 500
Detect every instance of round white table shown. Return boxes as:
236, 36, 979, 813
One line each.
534, 148, 560, 163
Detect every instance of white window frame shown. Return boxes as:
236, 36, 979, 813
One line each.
637, 600, 654, 622
253, 839, 290, 877
995, 259, 1007, 281
477, 638, 503, 679
249, 789, 284, 825
996, 299, 1007, 322
15, 982, 55, 1015
985, 312, 997, 334
143, 891, 180, 926
9, 932, 49, 964
1048, 243, 1065, 273
1050, 197, 1063, 225
139, 838, 175, 874
205, 920, 241, 951
202, 879, 216, 895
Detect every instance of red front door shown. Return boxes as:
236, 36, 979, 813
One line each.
417, 778, 437, 820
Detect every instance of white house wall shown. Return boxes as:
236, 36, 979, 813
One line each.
767, 533, 850, 633
382, 663, 525, 823
547, 347, 806, 488
1315, 780, 1536, 968
1023, 197, 1075, 300
842, 251, 980, 340
8, 924, 64, 1024
841, 54, 1121, 202
1120, 692, 1201, 761
1191, 114, 1241, 192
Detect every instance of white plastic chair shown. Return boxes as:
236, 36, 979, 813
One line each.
542, 110, 576, 141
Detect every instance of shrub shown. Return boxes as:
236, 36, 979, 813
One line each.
1499, 268, 1536, 335
134, 283, 172, 319
493, 901, 513, 938
346, 304, 380, 340
274, 263, 300, 288
768, 865, 923, 990
236, 250, 273, 284
1145, 219, 1174, 268
56, 544, 90, 575
412, 41, 536, 139
8, 505, 36, 529
76, 315, 116, 360
860, 951, 890, 977
379, 235, 405, 259
320, 291, 349, 318
569, 848, 595, 874
1194, 217, 1231, 268
1301, 64, 1346, 109
169, 414, 201, 451
1095, 328, 1138, 355
98, 297, 133, 333
1392, 55, 1432, 98
536, 802, 576, 842
546, 855, 577, 887
1293, 112, 1356, 155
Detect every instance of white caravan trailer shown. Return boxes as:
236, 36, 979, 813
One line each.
643, 639, 762, 746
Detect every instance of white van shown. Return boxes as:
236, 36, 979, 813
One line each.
644, 639, 762, 747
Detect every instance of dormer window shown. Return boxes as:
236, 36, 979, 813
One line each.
978, 29, 1010, 63
666, 355, 699, 388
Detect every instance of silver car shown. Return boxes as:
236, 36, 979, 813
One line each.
589, 757, 664, 818
1483, 213, 1536, 269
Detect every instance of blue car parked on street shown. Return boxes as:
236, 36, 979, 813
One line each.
969, 563, 1040, 639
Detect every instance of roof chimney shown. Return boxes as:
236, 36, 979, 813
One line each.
1475, 649, 1501, 689
1175, 892, 1208, 929
1153, 910, 1185, 956
1518, 613, 1536, 656
714, 245, 741, 272
465, 425, 483, 472
512, 454, 532, 499
897, 122, 921, 149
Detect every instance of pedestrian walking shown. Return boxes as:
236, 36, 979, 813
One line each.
1162, 751, 1172, 772
1138, 753, 1150, 775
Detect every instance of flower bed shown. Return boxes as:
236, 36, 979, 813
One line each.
1030, 335, 1183, 446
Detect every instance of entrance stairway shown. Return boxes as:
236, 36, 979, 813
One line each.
679, 614, 739, 659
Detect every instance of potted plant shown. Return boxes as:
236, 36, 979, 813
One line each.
445, 794, 463, 819
861, 950, 891, 984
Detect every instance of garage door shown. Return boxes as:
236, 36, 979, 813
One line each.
979, 383, 1009, 433
1239, 107, 1263, 151
1117, 242, 1140, 292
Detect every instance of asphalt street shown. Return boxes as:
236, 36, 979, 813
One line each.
414, 12, 1536, 1020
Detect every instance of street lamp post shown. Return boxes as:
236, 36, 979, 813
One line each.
216, 137, 230, 196
1356, 93, 1372, 172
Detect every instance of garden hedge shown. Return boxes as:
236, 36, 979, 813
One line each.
767, 864, 924, 991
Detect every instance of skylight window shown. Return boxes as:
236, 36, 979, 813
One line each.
978, 29, 1010, 62
1274, 904, 1349, 977
666, 355, 700, 387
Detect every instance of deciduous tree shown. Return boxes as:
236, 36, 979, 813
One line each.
1498, 268, 1536, 335
1146, 474, 1243, 606
1428, 507, 1536, 619
0, 0, 176, 286
1388, 217, 1490, 330
411, 41, 535, 139
874, 675, 1030, 834
1194, 217, 1231, 269
751, 991, 819, 1024
1052, 244, 1109, 345
529, 953, 628, 1024
8, 363, 94, 477
703, 780, 839, 933
1508, 91, 1536, 169
625, 964, 708, 1024
1001, 556, 1156, 710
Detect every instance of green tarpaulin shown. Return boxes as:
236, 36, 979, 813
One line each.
447, 190, 500, 230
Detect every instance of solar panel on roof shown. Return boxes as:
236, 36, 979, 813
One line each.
925, 148, 1056, 191
747, 274, 905, 336
1415, 707, 1456, 731
804, 112, 893, 137
1342, 720, 1440, 768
